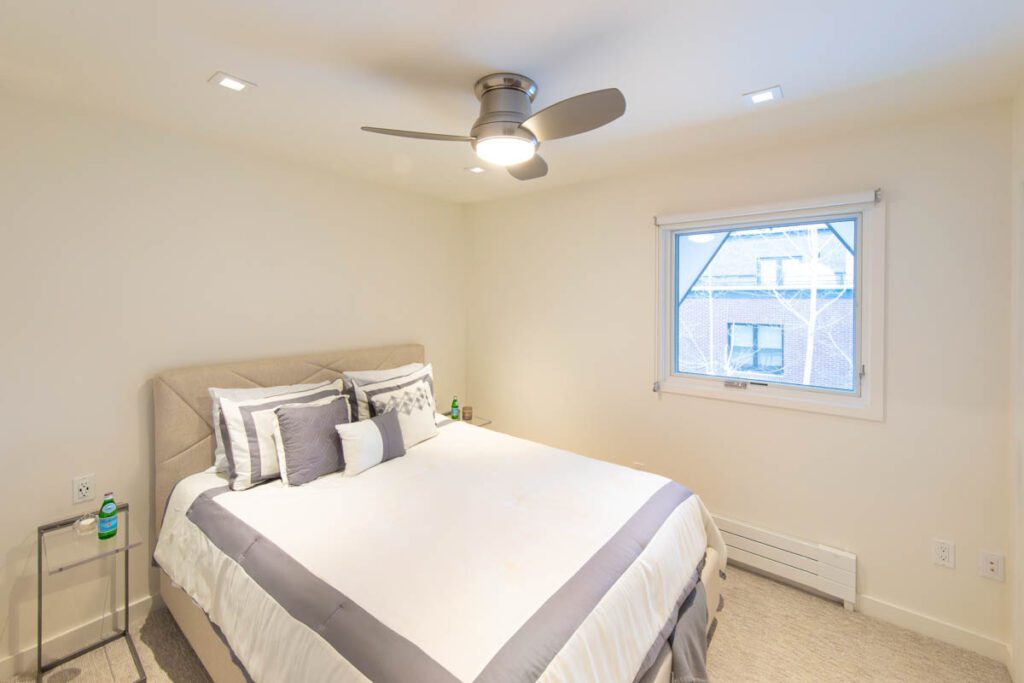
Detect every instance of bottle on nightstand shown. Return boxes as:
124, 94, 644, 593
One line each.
98, 492, 118, 540
451, 395, 460, 421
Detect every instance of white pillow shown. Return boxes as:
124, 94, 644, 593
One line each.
364, 365, 439, 448
342, 362, 423, 385
336, 410, 406, 477
344, 363, 423, 419
220, 380, 345, 490
209, 381, 329, 473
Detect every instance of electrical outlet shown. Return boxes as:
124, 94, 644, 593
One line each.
72, 474, 95, 504
978, 552, 1005, 581
933, 539, 955, 569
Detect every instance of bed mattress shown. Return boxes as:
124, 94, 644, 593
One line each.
155, 421, 721, 682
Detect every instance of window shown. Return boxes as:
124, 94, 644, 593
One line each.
656, 191, 885, 419
728, 323, 784, 374
676, 219, 857, 391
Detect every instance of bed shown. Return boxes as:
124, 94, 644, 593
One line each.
152, 344, 726, 682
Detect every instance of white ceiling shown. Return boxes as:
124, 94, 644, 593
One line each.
2, 1, 1023, 204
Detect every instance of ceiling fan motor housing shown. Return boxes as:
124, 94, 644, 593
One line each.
361, 71, 624, 180
471, 73, 539, 151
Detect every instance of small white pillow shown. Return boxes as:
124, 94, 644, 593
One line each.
336, 411, 406, 477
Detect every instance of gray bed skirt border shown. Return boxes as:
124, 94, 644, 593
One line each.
175, 480, 703, 682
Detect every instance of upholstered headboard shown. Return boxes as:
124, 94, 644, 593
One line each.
152, 343, 425, 534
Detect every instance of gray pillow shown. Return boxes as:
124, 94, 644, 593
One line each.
273, 399, 351, 486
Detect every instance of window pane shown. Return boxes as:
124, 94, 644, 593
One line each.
760, 349, 784, 369
730, 323, 754, 347
675, 218, 858, 392
758, 325, 783, 350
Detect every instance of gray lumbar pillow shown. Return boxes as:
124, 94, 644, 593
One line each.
272, 398, 351, 486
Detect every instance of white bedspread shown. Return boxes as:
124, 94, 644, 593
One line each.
155, 422, 720, 682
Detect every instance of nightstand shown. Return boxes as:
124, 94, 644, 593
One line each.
37, 503, 145, 682
442, 411, 492, 427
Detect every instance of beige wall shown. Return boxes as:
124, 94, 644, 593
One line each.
466, 103, 1013, 660
1012, 83, 1024, 682
1, 89, 1017, 675
0, 94, 465, 670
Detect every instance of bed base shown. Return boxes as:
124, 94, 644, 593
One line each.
161, 573, 248, 683
160, 546, 722, 683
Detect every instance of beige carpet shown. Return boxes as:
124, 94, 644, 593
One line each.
707, 568, 1010, 682
9, 607, 210, 683
12, 567, 1010, 682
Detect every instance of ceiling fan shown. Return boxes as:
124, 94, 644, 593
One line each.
361, 73, 626, 180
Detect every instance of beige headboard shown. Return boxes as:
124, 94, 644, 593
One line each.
153, 343, 424, 534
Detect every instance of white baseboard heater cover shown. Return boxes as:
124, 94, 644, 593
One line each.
713, 515, 857, 609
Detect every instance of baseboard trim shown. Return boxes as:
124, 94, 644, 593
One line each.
858, 594, 1010, 666
0, 592, 160, 679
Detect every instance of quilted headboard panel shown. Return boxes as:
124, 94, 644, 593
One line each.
153, 343, 424, 534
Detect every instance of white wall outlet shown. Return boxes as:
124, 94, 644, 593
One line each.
933, 539, 955, 569
72, 474, 95, 504
978, 552, 1004, 581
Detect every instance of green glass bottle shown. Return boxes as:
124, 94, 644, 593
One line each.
98, 492, 118, 540
451, 395, 460, 421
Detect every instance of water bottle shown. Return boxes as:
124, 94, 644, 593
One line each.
451, 395, 460, 421
98, 492, 118, 540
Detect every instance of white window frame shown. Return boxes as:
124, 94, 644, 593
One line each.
655, 190, 886, 420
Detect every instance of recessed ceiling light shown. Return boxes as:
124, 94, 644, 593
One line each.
465, 166, 487, 174
209, 71, 255, 92
744, 85, 783, 105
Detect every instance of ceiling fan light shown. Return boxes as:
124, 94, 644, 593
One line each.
474, 136, 536, 166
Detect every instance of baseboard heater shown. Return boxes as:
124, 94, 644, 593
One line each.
713, 515, 857, 610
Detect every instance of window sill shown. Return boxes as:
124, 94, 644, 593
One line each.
657, 376, 883, 421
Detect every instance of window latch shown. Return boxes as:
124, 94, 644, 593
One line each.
724, 380, 748, 389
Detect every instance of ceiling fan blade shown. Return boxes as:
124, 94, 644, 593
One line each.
507, 155, 548, 181
520, 88, 626, 142
360, 127, 473, 142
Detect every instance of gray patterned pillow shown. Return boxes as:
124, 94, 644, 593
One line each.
352, 363, 434, 421
273, 398, 351, 486
367, 372, 438, 448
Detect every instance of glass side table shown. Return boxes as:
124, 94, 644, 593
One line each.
442, 411, 492, 427
37, 503, 145, 682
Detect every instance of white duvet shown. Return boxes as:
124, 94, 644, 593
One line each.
155, 421, 721, 682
